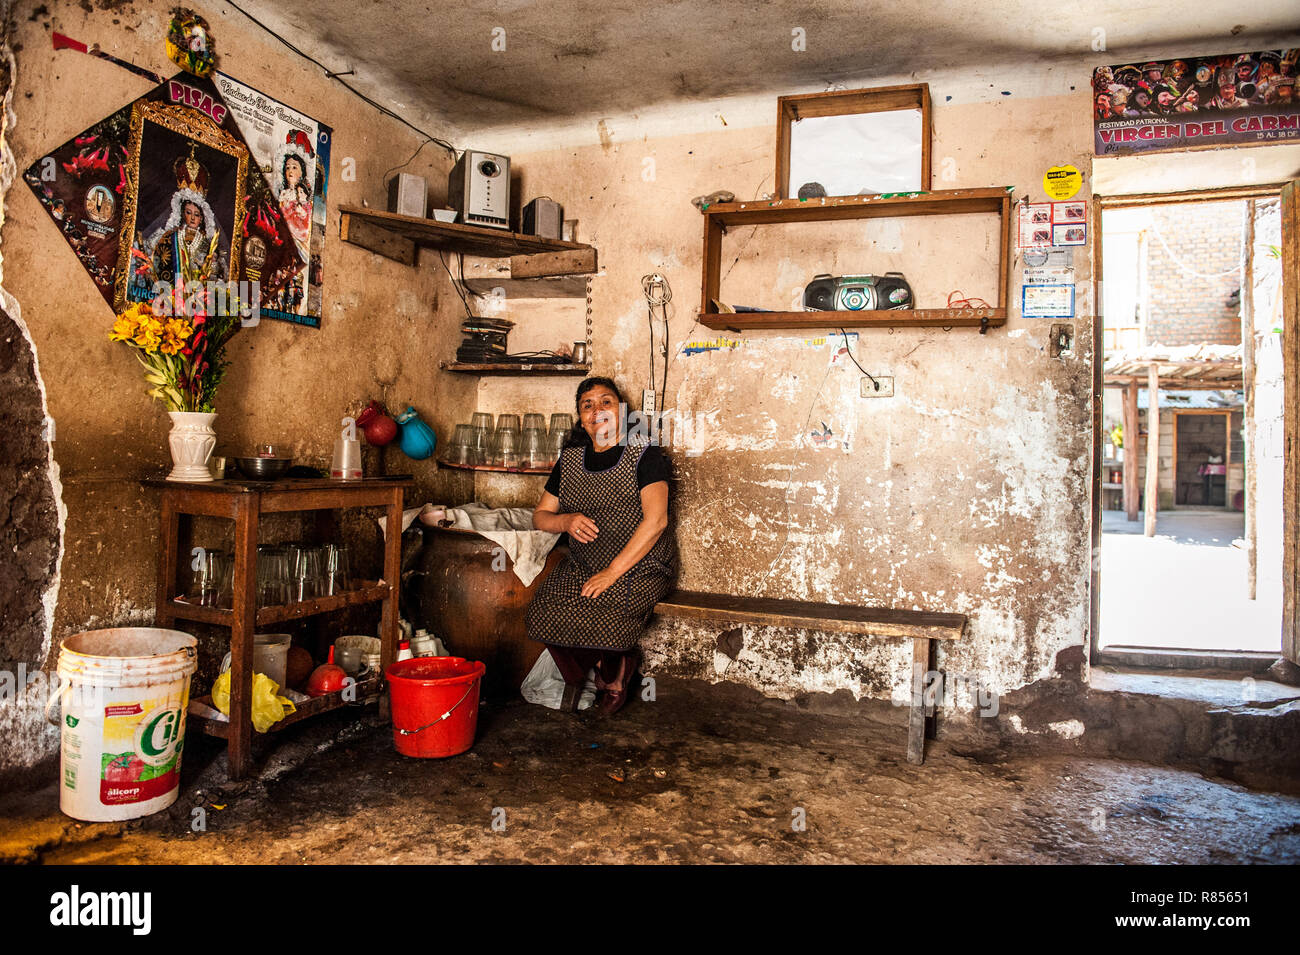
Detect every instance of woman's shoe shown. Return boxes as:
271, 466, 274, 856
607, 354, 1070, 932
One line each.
594, 686, 629, 718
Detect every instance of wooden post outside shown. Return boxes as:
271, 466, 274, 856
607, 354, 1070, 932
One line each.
1145, 363, 1160, 537
1242, 199, 1257, 598
1282, 181, 1299, 667
1123, 380, 1139, 521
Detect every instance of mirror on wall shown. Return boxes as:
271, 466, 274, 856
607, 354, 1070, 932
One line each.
776, 84, 931, 199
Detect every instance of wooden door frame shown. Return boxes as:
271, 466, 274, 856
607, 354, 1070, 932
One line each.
1091, 183, 1285, 668
1170, 409, 1232, 508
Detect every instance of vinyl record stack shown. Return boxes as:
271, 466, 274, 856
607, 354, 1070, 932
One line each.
456, 317, 515, 363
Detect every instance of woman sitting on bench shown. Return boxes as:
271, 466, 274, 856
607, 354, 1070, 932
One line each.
526, 377, 676, 716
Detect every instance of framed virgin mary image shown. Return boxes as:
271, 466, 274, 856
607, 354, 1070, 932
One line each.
115, 98, 249, 311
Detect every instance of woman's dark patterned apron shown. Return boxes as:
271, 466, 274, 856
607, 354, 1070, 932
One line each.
526, 438, 676, 651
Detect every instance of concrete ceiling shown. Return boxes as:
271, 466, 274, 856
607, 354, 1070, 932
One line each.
231, 0, 1300, 146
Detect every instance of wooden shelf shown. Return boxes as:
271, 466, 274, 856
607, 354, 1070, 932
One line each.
699, 187, 1013, 331
700, 308, 1004, 331
460, 276, 590, 298
169, 581, 391, 627
438, 459, 551, 475
189, 675, 383, 739
704, 187, 1009, 225
339, 206, 597, 274
440, 361, 592, 376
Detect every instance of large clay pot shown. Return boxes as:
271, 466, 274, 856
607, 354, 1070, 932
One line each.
416, 526, 565, 699
166, 411, 216, 482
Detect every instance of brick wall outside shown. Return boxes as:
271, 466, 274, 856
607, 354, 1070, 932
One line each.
1145, 200, 1244, 347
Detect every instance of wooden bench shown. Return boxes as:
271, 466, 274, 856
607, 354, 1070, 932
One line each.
652, 590, 967, 764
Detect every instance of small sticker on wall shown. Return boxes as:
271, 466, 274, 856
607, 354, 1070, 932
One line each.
1043, 164, 1082, 200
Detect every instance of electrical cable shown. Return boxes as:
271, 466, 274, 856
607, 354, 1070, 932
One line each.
224, 0, 457, 156
1146, 221, 1243, 280
438, 251, 475, 319
383, 137, 435, 185
642, 273, 673, 416
839, 328, 879, 391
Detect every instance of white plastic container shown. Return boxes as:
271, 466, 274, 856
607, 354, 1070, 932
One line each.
219, 633, 291, 690
52, 628, 198, 822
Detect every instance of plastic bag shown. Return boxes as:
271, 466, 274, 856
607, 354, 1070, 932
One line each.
211, 670, 297, 732
520, 649, 597, 710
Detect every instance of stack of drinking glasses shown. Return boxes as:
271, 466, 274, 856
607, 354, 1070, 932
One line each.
191, 549, 232, 608
521, 413, 548, 470
493, 414, 521, 468
548, 414, 573, 467
251, 542, 352, 607
469, 412, 493, 466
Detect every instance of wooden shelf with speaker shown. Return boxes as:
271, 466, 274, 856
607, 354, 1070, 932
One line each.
339, 206, 597, 277
698, 187, 1013, 332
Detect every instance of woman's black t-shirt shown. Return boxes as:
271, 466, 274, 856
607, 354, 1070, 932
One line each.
544, 442, 670, 497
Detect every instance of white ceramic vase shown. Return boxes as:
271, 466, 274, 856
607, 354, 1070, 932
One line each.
166, 411, 217, 483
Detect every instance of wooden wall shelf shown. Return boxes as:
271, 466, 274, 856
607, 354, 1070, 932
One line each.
699, 187, 1013, 331
439, 459, 551, 475
339, 206, 598, 276
440, 361, 592, 376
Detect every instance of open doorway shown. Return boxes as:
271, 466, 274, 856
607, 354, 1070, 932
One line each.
1096, 193, 1284, 655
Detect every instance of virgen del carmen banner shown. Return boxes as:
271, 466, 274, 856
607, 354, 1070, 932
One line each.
1093, 49, 1298, 155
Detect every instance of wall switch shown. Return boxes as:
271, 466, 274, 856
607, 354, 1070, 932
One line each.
641, 389, 656, 415
1050, 323, 1074, 358
861, 376, 894, 398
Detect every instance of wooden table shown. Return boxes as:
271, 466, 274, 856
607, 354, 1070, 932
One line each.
145, 476, 412, 780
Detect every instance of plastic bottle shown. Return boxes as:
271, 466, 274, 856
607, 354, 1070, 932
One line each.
396, 640, 413, 662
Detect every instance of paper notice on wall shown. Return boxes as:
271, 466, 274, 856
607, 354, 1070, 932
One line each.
1019, 202, 1053, 249
1022, 283, 1075, 318
1023, 265, 1074, 286
214, 72, 332, 328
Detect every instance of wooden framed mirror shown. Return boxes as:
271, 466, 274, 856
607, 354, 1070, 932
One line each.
776, 84, 931, 199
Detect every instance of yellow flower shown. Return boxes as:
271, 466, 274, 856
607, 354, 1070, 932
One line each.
134, 317, 163, 352
109, 314, 137, 343
164, 317, 192, 343
158, 336, 183, 356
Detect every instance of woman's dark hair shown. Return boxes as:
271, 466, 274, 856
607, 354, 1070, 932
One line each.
565, 376, 626, 448
281, 154, 306, 190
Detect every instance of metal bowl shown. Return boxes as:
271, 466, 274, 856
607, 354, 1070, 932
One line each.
233, 456, 293, 480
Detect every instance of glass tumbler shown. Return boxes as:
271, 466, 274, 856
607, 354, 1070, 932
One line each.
321, 543, 351, 595
522, 413, 547, 432
256, 547, 290, 608
290, 546, 322, 602
494, 429, 520, 468
191, 548, 227, 607
470, 412, 494, 433
522, 428, 548, 469
496, 414, 521, 434
471, 426, 492, 465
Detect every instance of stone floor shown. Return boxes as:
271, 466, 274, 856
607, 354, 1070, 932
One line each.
2, 677, 1298, 865
1100, 510, 1282, 653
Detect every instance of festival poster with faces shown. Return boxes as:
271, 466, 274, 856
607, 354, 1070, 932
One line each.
214, 72, 332, 328
23, 72, 298, 320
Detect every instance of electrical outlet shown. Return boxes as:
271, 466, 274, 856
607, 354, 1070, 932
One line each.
861, 376, 894, 398
642, 389, 656, 415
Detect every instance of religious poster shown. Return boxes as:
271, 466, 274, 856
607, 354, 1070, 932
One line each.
214, 72, 332, 327
23, 72, 299, 322
1093, 49, 1299, 155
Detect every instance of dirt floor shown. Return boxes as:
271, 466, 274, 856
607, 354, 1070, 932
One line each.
3, 676, 1299, 864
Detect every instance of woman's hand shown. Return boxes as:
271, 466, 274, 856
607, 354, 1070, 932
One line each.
581, 568, 619, 599
564, 513, 599, 543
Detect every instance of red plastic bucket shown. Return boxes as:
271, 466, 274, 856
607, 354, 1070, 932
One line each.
385, 657, 486, 758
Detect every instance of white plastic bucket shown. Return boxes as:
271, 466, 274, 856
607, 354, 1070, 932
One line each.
52, 628, 198, 822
